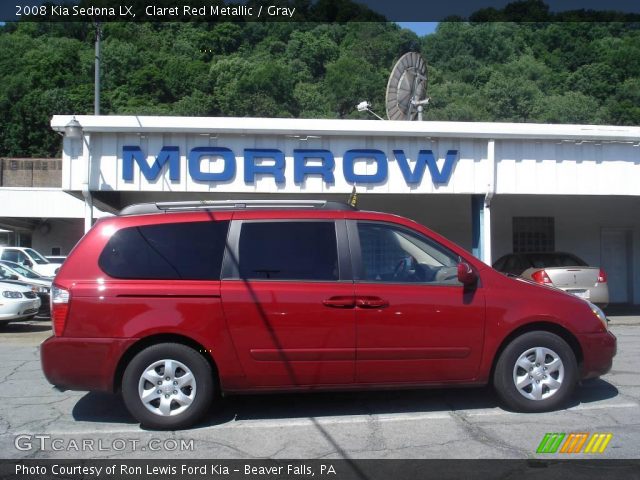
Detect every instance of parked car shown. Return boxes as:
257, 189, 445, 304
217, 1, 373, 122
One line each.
41, 200, 616, 429
0, 281, 41, 325
493, 252, 609, 307
0, 247, 61, 277
0, 261, 52, 317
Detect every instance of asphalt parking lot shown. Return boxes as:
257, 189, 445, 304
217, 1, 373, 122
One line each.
0, 315, 639, 460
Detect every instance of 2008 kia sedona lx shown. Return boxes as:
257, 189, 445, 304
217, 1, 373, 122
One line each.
41, 200, 616, 429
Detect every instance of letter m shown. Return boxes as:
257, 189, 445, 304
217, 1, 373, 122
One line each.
122, 146, 180, 182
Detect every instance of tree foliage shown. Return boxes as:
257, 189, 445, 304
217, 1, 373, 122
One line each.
1, 5, 639, 156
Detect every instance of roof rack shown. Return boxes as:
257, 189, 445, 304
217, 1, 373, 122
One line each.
119, 200, 356, 216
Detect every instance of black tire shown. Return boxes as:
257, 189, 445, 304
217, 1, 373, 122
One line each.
122, 343, 215, 429
493, 331, 578, 412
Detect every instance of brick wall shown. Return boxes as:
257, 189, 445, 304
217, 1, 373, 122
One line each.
0, 158, 62, 187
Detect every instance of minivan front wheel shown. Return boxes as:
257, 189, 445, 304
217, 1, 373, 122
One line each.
494, 331, 578, 412
122, 343, 214, 429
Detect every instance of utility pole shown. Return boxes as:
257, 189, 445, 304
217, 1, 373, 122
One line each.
94, 22, 101, 115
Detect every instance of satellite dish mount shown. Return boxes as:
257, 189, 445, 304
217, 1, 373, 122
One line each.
385, 52, 429, 121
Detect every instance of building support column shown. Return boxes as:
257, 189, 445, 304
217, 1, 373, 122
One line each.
82, 132, 93, 234
471, 195, 484, 261
483, 139, 496, 265
82, 187, 93, 234
472, 139, 495, 265
482, 192, 493, 265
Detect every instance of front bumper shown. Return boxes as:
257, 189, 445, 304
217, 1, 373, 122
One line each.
0, 297, 41, 321
40, 336, 136, 392
578, 330, 617, 379
35, 293, 51, 317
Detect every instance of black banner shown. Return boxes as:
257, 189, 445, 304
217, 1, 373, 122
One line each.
1, 460, 640, 480
2, 0, 640, 23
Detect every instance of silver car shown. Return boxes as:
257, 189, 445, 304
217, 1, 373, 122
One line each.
0, 281, 41, 324
493, 252, 609, 307
0, 261, 52, 317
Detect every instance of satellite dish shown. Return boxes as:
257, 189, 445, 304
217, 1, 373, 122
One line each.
385, 52, 429, 121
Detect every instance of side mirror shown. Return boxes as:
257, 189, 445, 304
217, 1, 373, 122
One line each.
8, 274, 19, 280
457, 261, 478, 286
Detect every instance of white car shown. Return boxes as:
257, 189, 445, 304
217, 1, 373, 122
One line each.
0, 261, 52, 318
0, 247, 61, 277
0, 281, 41, 324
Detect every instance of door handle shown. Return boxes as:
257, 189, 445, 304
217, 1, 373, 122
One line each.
322, 296, 355, 308
356, 296, 389, 309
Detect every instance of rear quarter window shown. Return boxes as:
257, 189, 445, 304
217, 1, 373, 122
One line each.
99, 221, 229, 280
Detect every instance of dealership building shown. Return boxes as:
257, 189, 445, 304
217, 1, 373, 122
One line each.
0, 115, 639, 305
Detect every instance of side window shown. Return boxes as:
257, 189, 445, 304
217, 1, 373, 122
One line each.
2, 250, 24, 264
238, 221, 338, 281
357, 222, 461, 285
99, 221, 229, 280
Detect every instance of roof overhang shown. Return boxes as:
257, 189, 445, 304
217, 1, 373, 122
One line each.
51, 115, 640, 143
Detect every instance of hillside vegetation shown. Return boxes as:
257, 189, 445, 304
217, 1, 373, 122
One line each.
1, 5, 639, 156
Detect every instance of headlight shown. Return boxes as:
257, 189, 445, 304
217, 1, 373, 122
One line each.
30, 285, 48, 294
588, 302, 608, 330
2, 291, 23, 299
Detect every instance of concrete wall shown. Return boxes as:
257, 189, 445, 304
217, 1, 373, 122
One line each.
0, 158, 61, 187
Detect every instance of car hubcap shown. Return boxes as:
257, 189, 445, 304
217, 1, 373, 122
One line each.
513, 347, 564, 401
138, 359, 196, 416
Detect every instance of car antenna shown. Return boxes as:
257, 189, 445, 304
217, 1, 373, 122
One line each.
348, 185, 358, 208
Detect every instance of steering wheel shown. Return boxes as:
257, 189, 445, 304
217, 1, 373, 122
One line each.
393, 256, 414, 280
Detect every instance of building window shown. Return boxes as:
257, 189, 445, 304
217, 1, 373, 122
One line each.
513, 217, 555, 253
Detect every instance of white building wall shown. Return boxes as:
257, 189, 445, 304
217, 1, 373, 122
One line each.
51, 116, 640, 197
0, 188, 109, 219
496, 141, 640, 196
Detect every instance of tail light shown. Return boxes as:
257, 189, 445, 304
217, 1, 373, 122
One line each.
51, 285, 70, 336
531, 269, 553, 285
597, 269, 607, 283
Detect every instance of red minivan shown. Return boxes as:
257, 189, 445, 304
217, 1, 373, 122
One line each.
41, 200, 616, 429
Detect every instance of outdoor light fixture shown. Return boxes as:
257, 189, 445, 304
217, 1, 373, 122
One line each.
64, 117, 83, 139
356, 101, 384, 120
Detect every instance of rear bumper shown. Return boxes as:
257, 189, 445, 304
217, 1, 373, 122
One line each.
559, 283, 608, 307
578, 330, 617, 379
40, 336, 136, 392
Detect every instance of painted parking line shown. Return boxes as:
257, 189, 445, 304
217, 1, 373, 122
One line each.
9, 399, 636, 436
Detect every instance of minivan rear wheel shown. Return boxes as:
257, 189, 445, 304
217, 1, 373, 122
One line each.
122, 343, 214, 429
493, 331, 578, 412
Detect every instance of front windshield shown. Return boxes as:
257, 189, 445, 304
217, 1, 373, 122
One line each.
3, 262, 40, 279
24, 248, 49, 265
0, 265, 17, 280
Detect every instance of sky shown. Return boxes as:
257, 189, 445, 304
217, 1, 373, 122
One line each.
397, 22, 439, 37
